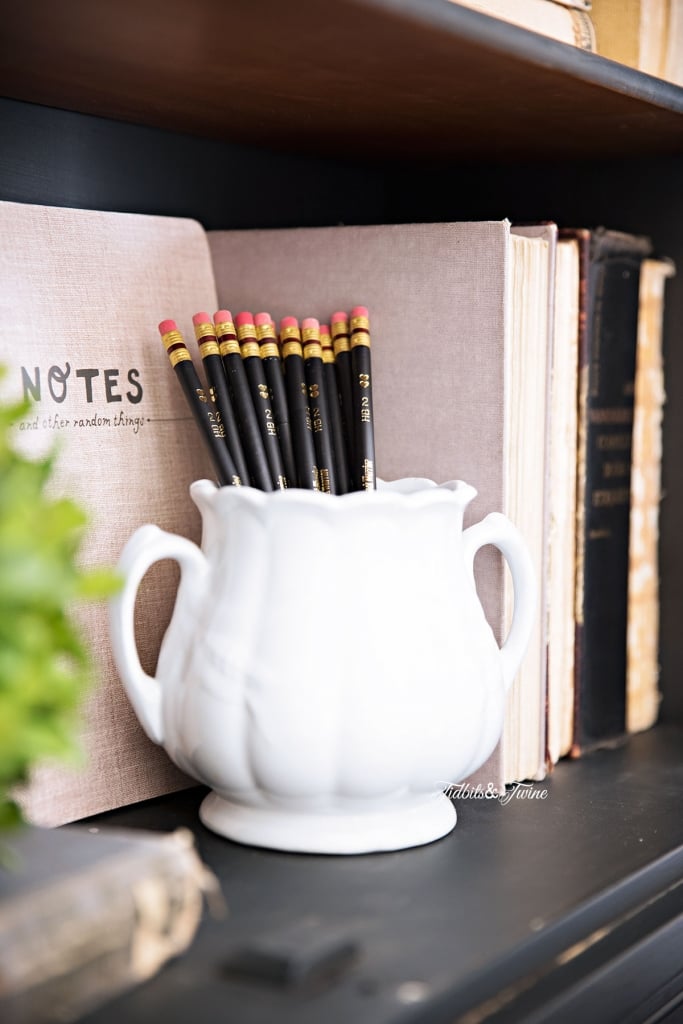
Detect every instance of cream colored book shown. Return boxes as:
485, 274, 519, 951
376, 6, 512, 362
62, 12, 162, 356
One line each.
449, 0, 596, 50
591, 0, 682, 83
0, 205, 551, 824
546, 237, 581, 763
208, 220, 552, 789
627, 257, 675, 733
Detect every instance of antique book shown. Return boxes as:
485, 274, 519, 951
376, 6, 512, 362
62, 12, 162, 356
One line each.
570, 228, 653, 756
0, 204, 551, 822
590, 0, 683, 84
546, 236, 581, 764
208, 220, 552, 788
627, 257, 675, 734
0, 825, 213, 1023
449, 0, 596, 50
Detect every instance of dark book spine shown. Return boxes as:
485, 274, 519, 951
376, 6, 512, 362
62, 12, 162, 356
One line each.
572, 230, 651, 754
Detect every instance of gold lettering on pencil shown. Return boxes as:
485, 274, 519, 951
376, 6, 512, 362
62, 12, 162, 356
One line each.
592, 487, 630, 508
308, 383, 320, 399
359, 373, 370, 389
589, 528, 612, 540
311, 406, 323, 432
312, 467, 320, 490
319, 468, 331, 493
300, 382, 307, 396
361, 459, 374, 490
196, 388, 208, 403
258, 384, 269, 400
603, 461, 630, 479
597, 433, 631, 451
209, 386, 217, 403
589, 408, 633, 425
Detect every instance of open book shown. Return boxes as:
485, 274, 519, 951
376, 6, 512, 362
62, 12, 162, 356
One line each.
0, 201, 552, 823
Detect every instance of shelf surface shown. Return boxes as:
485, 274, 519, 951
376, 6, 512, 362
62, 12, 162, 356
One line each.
78, 726, 683, 1024
1, 0, 683, 161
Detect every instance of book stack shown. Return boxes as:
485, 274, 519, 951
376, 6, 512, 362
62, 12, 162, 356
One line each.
449, 0, 683, 86
0, 201, 673, 816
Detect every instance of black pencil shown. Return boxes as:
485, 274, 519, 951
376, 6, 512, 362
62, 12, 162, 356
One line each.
213, 309, 273, 491
235, 312, 288, 490
320, 324, 350, 495
192, 311, 249, 485
330, 311, 355, 482
158, 319, 241, 487
254, 312, 297, 489
349, 305, 376, 491
301, 317, 337, 495
279, 316, 319, 490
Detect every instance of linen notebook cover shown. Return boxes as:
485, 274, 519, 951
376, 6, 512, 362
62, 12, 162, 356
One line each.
208, 220, 549, 789
0, 201, 217, 825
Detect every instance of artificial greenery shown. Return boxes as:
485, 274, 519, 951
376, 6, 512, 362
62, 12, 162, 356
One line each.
0, 378, 119, 828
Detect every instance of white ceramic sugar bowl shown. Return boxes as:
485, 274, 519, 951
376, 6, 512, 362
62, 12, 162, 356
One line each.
109, 477, 535, 854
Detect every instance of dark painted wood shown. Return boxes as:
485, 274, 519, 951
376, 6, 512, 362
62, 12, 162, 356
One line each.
78, 727, 683, 1024
0, 0, 683, 161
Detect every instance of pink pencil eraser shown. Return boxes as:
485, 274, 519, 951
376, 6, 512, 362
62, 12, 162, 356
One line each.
214, 310, 233, 323
192, 311, 212, 326
320, 324, 331, 335
351, 305, 369, 319
254, 312, 272, 327
158, 319, 177, 335
331, 311, 348, 323
235, 311, 255, 327
302, 317, 319, 330
280, 316, 299, 328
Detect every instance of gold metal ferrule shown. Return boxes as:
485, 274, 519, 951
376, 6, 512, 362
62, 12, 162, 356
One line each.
280, 323, 301, 342
333, 335, 350, 356
282, 339, 303, 359
197, 337, 220, 357
303, 340, 323, 359
322, 347, 334, 364
168, 345, 192, 368
350, 330, 371, 349
161, 327, 184, 350
218, 338, 241, 357
331, 317, 349, 337
350, 313, 370, 332
302, 324, 321, 344
193, 321, 216, 340
214, 317, 236, 335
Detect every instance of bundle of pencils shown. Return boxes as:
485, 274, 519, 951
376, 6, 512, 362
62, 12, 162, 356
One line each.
158, 306, 375, 493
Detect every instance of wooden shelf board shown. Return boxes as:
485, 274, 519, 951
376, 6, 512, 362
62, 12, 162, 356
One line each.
1, 0, 683, 161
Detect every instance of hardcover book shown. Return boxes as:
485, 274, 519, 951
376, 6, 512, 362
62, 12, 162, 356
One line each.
0, 824, 212, 1023
0, 202, 552, 823
627, 257, 675, 733
570, 228, 653, 755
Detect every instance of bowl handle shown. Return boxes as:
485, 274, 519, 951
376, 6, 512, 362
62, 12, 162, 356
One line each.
462, 513, 536, 692
109, 524, 208, 744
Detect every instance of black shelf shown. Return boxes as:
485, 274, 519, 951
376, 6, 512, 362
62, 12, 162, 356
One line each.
1, 0, 683, 161
78, 727, 683, 1024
